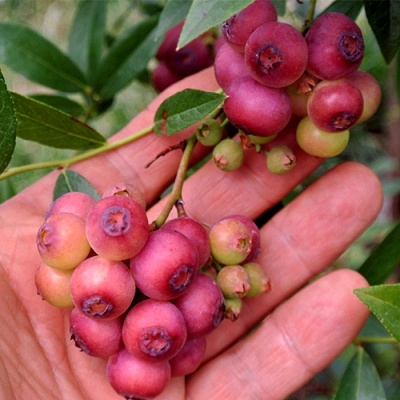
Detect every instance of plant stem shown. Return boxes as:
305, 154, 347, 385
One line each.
301, 0, 318, 33
150, 134, 198, 230
353, 336, 398, 345
0, 124, 154, 181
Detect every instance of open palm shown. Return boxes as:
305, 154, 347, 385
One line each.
0, 68, 382, 400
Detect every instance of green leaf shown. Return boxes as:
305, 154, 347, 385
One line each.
321, 0, 363, 20
68, 0, 107, 84
95, 15, 159, 100
333, 347, 386, 400
178, 0, 253, 49
29, 94, 85, 118
53, 169, 100, 201
154, 89, 226, 135
0, 70, 17, 174
154, 0, 193, 41
11, 92, 107, 150
357, 222, 400, 285
364, 0, 400, 64
271, 0, 285, 16
354, 284, 400, 343
0, 22, 87, 93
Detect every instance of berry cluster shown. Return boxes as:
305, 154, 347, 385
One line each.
214, 0, 381, 167
152, 21, 215, 92
35, 184, 268, 399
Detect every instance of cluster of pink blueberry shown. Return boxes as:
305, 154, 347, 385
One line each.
35, 182, 269, 399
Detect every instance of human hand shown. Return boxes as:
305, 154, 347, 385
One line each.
0, 67, 383, 400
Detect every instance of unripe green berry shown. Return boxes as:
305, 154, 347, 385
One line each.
209, 218, 252, 265
196, 119, 222, 146
217, 265, 251, 299
224, 297, 242, 321
242, 262, 271, 297
266, 144, 296, 174
296, 116, 350, 158
212, 139, 244, 171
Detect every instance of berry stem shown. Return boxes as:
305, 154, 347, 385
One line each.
0, 124, 154, 181
150, 134, 197, 230
353, 336, 398, 345
301, 0, 318, 33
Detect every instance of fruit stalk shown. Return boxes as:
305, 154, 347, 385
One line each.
151, 134, 198, 230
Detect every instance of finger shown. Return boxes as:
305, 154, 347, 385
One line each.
202, 161, 382, 358
187, 269, 369, 400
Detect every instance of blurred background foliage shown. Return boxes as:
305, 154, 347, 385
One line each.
0, 0, 399, 398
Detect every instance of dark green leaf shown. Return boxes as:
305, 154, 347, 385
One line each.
364, 0, 400, 64
29, 94, 85, 118
53, 169, 100, 201
354, 284, 400, 343
154, 89, 226, 135
95, 15, 159, 100
0, 70, 17, 174
11, 92, 107, 149
271, 0, 285, 16
154, 0, 193, 41
321, 0, 363, 20
68, 0, 107, 84
333, 347, 386, 400
0, 22, 87, 93
357, 222, 400, 285
178, 0, 253, 49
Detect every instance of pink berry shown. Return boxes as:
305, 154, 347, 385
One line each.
130, 229, 199, 301
122, 299, 187, 362
107, 348, 171, 399
161, 217, 211, 268
36, 212, 91, 270
35, 261, 74, 308
85, 195, 149, 261
69, 307, 123, 358
173, 273, 225, 338
46, 192, 96, 220
70, 255, 136, 320
169, 336, 207, 376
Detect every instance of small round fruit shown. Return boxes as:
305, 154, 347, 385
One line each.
245, 21, 308, 88
169, 336, 207, 376
35, 261, 74, 308
85, 195, 149, 261
130, 229, 199, 301
221, 214, 261, 262
213, 42, 249, 91
296, 116, 350, 158
266, 144, 296, 175
221, 0, 278, 53
242, 261, 271, 297
306, 12, 364, 80
107, 349, 171, 400
223, 75, 292, 136
69, 307, 123, 358
70, 255, 136, 320
173, 273, 225, 338
46, 192, 96, 220
212, 139, 244, 172
196, 119, 223, 147
101, 182, 146, 210
307, 79, 363, 132
161, 217, 211, 268
122, 299, 187, 362
345, 70, 382, 123
36, 212, 91, 270
216, 265, 251, 299
209, 217, 252, 265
